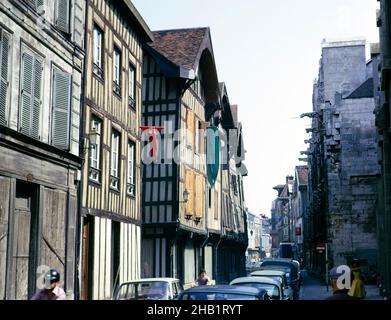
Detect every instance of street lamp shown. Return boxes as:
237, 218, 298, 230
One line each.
181, 189, 192, 221
84, 128, 99, 150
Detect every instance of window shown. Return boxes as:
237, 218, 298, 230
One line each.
196, 120, 203, 154
89, 116, 102, 182
214, 190, 219, 220
25, 0, 45, 14
0, 29, 10, 126
19, 48, 43, 140
208, 187, 212, 209
51, 66, 71, 150
54, 0, 70, 33
93, 25, 103, 79
113, 47, 121, 96
232, 175, 238, 196
129, 64, 136, 109
127, 140, 135, 196
110, 129, 120, 190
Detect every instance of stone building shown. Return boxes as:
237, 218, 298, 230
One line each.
307, 39, 379, 277
246, 212, 261, 261
375, 0, 391, 299
291, 166, 308, 263
0, 0, 85, 299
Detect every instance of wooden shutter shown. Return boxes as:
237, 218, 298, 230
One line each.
55, 0, 70, 33
214, 190, 218, 220
52, 67, 71, 149
185, 169, 194, 215
186, 110, 194, 148
31, 58, 42, 139
195, 174, 204, 218
20, 50, 42, 139
0, 31, 10, 126
20, 52, 34, 136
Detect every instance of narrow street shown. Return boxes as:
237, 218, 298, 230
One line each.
299, 270, 383, 300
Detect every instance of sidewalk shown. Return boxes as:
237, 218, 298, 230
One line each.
300, 271, 383, 300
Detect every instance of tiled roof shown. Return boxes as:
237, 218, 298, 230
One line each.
149, 28, 208, 70
345, 78, 374, 99
296, 166, 308, 186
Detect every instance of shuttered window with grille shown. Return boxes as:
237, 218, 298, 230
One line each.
51, 66, 71, 150
19, 48, 43, 140
0, 29, 10, 126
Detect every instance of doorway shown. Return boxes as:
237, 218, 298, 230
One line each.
81, 215, 94, 300
10, 181, 38, 300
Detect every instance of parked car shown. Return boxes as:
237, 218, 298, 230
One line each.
178, 285, 270, 301
250, 270, 294, 300
113, 278, 183, 300
230, 276, 288, 300
259, 258, 300, 299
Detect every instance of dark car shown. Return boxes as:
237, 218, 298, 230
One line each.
178, 285, 270, 301
260, 259, 300, 299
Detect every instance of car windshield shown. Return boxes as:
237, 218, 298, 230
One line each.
182, 292, 258, 300
116, 281, 170, 300
233, 283, 279, 299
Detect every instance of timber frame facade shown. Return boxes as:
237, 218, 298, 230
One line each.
141, 28, 248, 287
0, 0, 85, 299
80, 0, 152, 300
218, 84, 248, 283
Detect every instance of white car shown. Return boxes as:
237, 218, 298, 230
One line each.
250, 270, 294, 300
113, 278, 184, 300
229, 276, 288, 300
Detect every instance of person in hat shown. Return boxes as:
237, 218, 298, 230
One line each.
195, 268, 210, 286
325, 266, 354, 300
31, 269, 67, 300
348, 259, 366, 299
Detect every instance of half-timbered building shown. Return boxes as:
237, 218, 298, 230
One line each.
0, 0, 85, 299
218, 85, 248, 283
141, 28, 221, 287
80, 0, 152, 299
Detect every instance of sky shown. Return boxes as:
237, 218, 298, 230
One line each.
132, 0, 380, 216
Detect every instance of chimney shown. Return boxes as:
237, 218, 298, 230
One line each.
286, 175, 294, 184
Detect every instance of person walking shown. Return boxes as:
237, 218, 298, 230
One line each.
31, 269, 67, 300
195, 269, 210, 286
325, 267, 354, 300
348, 259, 366, 299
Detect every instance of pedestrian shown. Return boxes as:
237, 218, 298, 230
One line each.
348, 259, 366, 299
324, 267, 354, 300
195, 269, 210, 286
31, 269, 67, 300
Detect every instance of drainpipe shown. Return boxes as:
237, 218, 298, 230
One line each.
74, 0, 89, 300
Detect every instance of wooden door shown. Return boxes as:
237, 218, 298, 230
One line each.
11, 183, 37, 300
81, 216, 94, 300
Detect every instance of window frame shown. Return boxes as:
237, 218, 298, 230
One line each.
89, 115, 102, 184
128, 63, 136, 110
18, 44, 44, 140
0, 27, 11, 127
127, 139, 136, 197
93, 24, 104, 80
113, 46, 121, 97
110, 128, 121, 191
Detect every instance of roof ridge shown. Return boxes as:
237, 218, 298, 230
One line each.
152, 27, 209, 33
